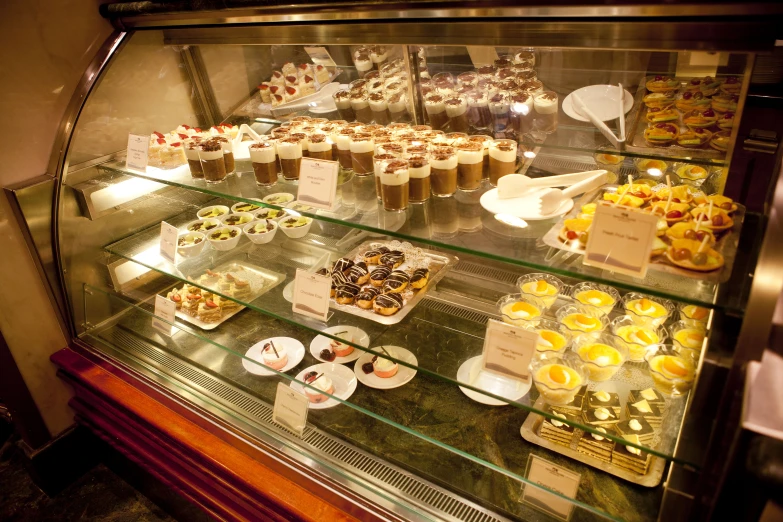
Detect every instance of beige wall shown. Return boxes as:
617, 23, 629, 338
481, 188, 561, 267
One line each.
0, 0, 113, 438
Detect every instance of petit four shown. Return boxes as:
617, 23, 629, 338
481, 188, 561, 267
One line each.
615, 417, 655, 445
540, 410, 577, 447
577, 427, 615, 463
373, 348, 399, 378
612, 435, 652, 474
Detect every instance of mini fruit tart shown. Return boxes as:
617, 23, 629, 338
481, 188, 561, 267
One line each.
702, 194, 738, 214
652, 184, 693, 204
690, 207, 733, 232
651, 236, 668, 257
602, 192, 645, 208
684, 77, 703, 92
646, 106, 679, 124
683, 109, 718, 129
699, 76, 722, 97
646, 75, 680, 93
647, 201, 692, 225
711, 94, 738, 113
675, 164, 709, 181
643, 91, 677, 109
709, 130, 731, 152
718, 111, 735, 130
644, 123, 679, 147
615, 183, 653, 202
559, 217, 592, 247
675, 91, 711, 113
677, 128, 712, 148
667, 238, 725, 272
719, 76, 741, 95
665, 222, 716, 245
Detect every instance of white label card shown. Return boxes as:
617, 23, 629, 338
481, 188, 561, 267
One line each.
273, 382, 309, 437
304, 46, 337, 68
583, 203, 658, 278
521, 455, 581, 521
159, 221, 179, 265
126, 134, 149, 172
297, 157, 339, 210
292, 269, 331, 322
152, 294, 177, 336
466, 46, 500, 67
481, 319, 537, 382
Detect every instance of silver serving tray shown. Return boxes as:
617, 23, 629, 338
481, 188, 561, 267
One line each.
320, 239, 458, 325
541, 185, 745, 283
520, 396, 666, 487
169, 260, 286, 331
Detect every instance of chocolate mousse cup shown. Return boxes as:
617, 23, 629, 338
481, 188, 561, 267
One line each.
350, 91, 373, 124
199, 139, 226, 183
387, 92, 409, 122
277, 137, 303, 180
407, 154, 431, 202
381, 160, 410, 212
350, 133, 375, 176
430, 147, 458, 197
212, 136, 235, 175
534, 91, 559, 134
424, 94, 449, 131
509, 93, 534, 134
307, 133, 333, 161
332, 90, 355, 122
489, 92, 511, 136
468, 135, 492, 179
185, 139, 204, 179
444, 96, 470, 133
373, 153, 398, 201
456, 142, 484, 191
467, 92, 492, 131
489, 139, 518, 186
249, 142, 278, 186
335, 128, 354, 170
368, 92, 391, 125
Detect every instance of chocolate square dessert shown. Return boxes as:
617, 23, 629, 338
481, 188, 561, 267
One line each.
587, 390, 621, 415
611, 435, 652, 474
629, 388, 665, 407
626, 399, 664, 429
577, 426, 616, 463
539, 410, 577, 447
581, 406, 620, 427
551, 385, 587, 415
615, 417, 656, 445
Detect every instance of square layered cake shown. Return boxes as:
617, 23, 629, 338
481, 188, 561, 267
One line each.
582, 406, 620, 427
629, 388, 665, 407
612, 434, 652, 474
615, 417, 656, 445
551, 385, 587, 416
540, 409, 578, 448
587, 390, 621, 416
626, 399, 664, 429
577, 426, 616, 463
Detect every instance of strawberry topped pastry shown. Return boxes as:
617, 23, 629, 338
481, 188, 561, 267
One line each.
270, 70, 285, 87
643, 122, 679, 147
284, 74, 298, 87
257, 82, 271, 103
296, 63, 313, 78
315, 64, 330, 84
298, 74, 316, 96
646, 75, 680, 93
285, 85, 300, 101
281, 62, 297, 77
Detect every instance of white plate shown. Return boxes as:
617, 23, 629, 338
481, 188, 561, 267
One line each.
353, 346, 418, 390
480, 188, 574, 220
562, 85, 634, 122
290, 362, 358, 409
310, 326, 370, 364
242, 337, 305, 376
457, 356, 532, 406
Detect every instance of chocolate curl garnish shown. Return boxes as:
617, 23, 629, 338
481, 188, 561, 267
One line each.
270, 341, 279, 358
308, 372, 324, 385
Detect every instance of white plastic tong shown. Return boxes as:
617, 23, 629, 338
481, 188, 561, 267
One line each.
571, 83, 627, 148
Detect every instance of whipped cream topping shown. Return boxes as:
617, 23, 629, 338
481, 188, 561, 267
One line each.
551, 412, 567, 427
594, 391, 611, 402
591, 427, 607, 441
489, 141, 517, 162
533, 92, 558, 114
249, 143, 276, 163
308, 374, 333, 392
629, 419, 643, 431
277, 140, 303, 160
594, 407, 613, 420
373, 350, 397, 371
262, 342, 287, 363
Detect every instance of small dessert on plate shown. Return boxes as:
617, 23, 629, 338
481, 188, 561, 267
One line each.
646, 345, 697, 396
303, 371, 334, 403
635, 158, 669, 175
570, 282, 619, 316
623, 294, 674, 327
677, 128, 712, 148
531, 354, 586, 405
372, 348, 399, 378
646, 75, 680, 93
363, 246, 390, 264
582, 406, 619, 427
498, 294, 544, 326
335, 283, 361, 305
683, 109, 718, 129
197, 299, 221, 323
709, 130, 731, 152
626, 399, 663, 429
517, 273, 564, 309
380, 250, 405, 269
559, 217, 592, 247
612, 435, 652, 474
261, 340, 288, 370
382, 270, 410, 294
573, 334, 627, 381
615, 417, 656, 445
369, 265, 391, 287
652, 184, 693, 204
644, 123, 679, 147
327, 331, 355, 358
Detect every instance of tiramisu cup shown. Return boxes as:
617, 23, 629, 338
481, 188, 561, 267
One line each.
249, 142, 278, 186
185, 139, 204, 179
370, 46, 389, 70
332, 90, 355, 122
350, 91, 373, 124
368, 79, 385, 94
378, 142, 403, 157
289, 132, 309, 158
468, 135, 492, 179
350, 133, 375, 176
513, 50, 536, 66
430, 147, 458, 197
424, 94, 449, 131
467, 91, 492, 131
489, 92, 511, 135
444, 96, 470, 133
534, 91, 559, 134
387, 92, 409, 122
212, 136, 235, 175
368, 92, 391, 125
365, 69, 381, 81
307, 133, 333, 161
510, 92, 534, 134
373, 153, 398, 200
335, 128, 354, 170
456, 142, 484, 191
199, 140, 227, 183
278, 137, 303, 180
381, 160, 410, 212
489, 139, 518, 186
477, 65, 497, 80
408, 154, 431, 202
457, 72, 478, 88
523, 79, 545, 96
353, 53, 373, 75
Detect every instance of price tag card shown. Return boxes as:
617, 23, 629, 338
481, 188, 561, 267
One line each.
126, 134, 149, 172
273, 382, 309, 437
159, 221, 179, 265
583, 203, 658, 278
481, 319, 537, 382
304, 46, 337, 68
521, 455, 581, 521
466, 46, 500, 67
151, 294, 177, 336
297, 157, 339, 210
292, 268, 331, 322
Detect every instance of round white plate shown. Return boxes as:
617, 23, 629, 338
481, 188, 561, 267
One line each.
457, 356, 532, 406
480, 188, 574, 220
310, 326, 370, 364
243, 337, 305, 376
353, 346, 418, 390
290, 362, 358, 409
562, 85, 634, 122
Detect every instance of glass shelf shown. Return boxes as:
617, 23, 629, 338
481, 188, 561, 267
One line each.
85, 283, 666, 522
98, 158, 759, 312
103, 209, 702, 466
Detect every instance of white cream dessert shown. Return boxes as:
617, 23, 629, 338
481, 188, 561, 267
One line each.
261, 342, 288, 370
303, 372, 334, 403
354, 54, 373, 73
373, 349, 399, 378
315, 64, 330, 84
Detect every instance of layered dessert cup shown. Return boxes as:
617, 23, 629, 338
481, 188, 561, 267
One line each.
212, 136, 235, 175
350, 91, 373, 124
198, 139, 227, 183
249, 142, 278, 186
509, 93, 534, 134
424, 94, 449, 131
610, 315, 666, 362
531, 353, 586, 405
350, 133, 375, 176
456, 141, 483, 191
332, 90, 355, 121
489, 93, 511, 135
408, 154, 431, 202
368, 92, 391, 125
373, 153, 398, 201
570, 282, 620, 316
380, 160, 410, 212
516, 272, 563, 309
488, 139, 518, 186
497, 293, 545, 327
335, 128, 354, 170
466, 91, 492, 131
184, 139, 204, 178
444, 96, 470, 133
277, 137, 303, 180
307, 133, 333, 161
645, 344, 697, 396
430, 146, 458, 197
623, 293, 674, 327
526, 319, 572, 355
387, 92, 409, 122
534, 91, 559, 134
573, 334, 628, 381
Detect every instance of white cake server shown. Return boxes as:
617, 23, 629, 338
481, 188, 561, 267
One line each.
572, 92, 624, 148
537, 170, 609, 215
496, 170, 609, 200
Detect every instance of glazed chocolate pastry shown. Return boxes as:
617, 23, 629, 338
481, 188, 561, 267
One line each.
373, 292, 404, 316
335, 283, 361, 305
356, 287, 380, 309
369, 265, 392, 287
348, 262, 370, 285
380, 250, 405, 269
410, 268, 430, 289
331, 271, 349, 297
383, 270, 410, 294
333, 257, 355, 274
363, 249, 384, 264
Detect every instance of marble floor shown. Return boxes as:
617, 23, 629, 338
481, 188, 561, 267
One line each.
0, 424, 175, 522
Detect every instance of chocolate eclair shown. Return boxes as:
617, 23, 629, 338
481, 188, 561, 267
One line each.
382, 270, 410, 294
348, 262, 370, 285
331, 271, 349, 297
316, 267, 330, 277
410, 268, 430, 290
356, 287, 380, 309
335, 283, 361, 305
332, 257, 355, 274
363, 249, 384, 264
380, 250, 405, 269
373, 293, 403, 316
369, 265, 391, 287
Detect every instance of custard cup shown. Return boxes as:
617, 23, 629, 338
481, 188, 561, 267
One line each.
645, 344, 697, 397
609, 315, 667, 363
668, 320, 707, 354
531, 352, 587, 405
622, 292, 675, 328
516, 273, 565, 310
556, 305, 609, 339
572, 333, 628, 382
678, 303, 711, 327
569, 282, 620, 316
497, 293, 546, 327
523, 319, 573, 356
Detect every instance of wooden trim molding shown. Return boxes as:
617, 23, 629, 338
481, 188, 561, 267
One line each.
51, 346, 394, 522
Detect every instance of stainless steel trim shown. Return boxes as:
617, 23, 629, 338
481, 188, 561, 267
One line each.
179, 46, 223, 126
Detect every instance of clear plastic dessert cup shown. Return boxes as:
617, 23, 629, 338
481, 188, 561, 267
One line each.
572, 333, 628, 381
531, 352, 587, 405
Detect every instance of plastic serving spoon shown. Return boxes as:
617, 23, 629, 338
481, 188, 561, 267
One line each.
537, 170, 609, 215
497, 170, 608, 200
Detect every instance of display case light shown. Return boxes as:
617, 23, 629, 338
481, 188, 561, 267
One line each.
72, 174, 166, 220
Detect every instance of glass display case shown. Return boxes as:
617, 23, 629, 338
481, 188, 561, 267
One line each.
39, 5, 783, 522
